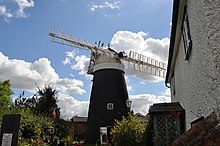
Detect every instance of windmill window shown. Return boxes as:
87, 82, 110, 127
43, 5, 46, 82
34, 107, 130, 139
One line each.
107, 103, 114, 110
182, 6, 192, 60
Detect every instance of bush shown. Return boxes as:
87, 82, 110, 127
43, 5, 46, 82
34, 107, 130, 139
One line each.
110, 113, 145, 146
0, 107, 55, 145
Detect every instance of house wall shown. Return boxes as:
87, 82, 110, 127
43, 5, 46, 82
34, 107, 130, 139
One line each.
171, 0, 220, 129
72, 122, 87, 141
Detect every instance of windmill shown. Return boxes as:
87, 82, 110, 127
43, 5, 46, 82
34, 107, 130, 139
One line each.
49, 28, 166, 144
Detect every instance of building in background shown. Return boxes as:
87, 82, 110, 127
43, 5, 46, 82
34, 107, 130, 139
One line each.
71, 116, 87, 141
165, 0, 220, 129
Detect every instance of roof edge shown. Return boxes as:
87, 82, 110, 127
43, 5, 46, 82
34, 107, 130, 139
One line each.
165, 0, 180, 85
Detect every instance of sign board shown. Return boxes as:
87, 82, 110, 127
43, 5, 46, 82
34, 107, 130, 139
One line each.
0, 114, 21, 146
1, 133, 13, 146
100, 127, 107, 144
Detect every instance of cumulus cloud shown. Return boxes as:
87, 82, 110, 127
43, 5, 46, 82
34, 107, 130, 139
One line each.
127, 85, 132, 92
130, 88, 171, 115
62, 51, 76, 65
62, 57, 71, 65
0, 0, 34, 21
90, 1, 120, 11
111, 30, 169, 63
15, 0, 34, 18
71, 55, 90, 76
63, 51, 92, 79
57, 93, 89, 119
66, 51, 76, 59
0, 5, 13, 18
0, 52, 85, 94
110, 30, 169, 82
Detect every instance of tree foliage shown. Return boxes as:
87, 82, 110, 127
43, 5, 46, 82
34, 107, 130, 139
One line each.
0, 107, 55, 145
110, 113, 146, 146
15, 85, 60, 118
1, 83, 73, 145
54, 118, 72, 141
34, 85, 60, 118
15, 91, 37, 109
0, 80, 13, 107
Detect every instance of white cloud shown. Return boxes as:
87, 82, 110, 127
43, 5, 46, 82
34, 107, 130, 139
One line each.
111, 30, 169, 62
57, 93, 89, 119
130, 89, 171, 115
0, 5, 13, 18
66, 51, 76, 59
62, 51, 92, 78
67, 54, 93, 79
127, 85, 132, 91
163, 88, 171, 97
140, 81, 145, 85
110, 30, 169, 82
0, 52, 85, 94
90, 1, 120, 11
55, 78, 85, 95
62, 51, 77, 65
14, 0, 34, 18
0, 0, 34, 21
62, 57, 71, 65
71, 55, 90, 76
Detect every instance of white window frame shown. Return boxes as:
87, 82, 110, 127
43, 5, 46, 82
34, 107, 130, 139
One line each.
182, 6, 192, 60
107, 103, 114, 110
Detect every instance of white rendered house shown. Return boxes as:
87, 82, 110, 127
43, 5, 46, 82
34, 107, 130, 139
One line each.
165, 0, 220, 129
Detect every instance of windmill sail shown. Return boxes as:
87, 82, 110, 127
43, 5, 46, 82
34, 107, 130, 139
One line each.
123, 51, 166, 78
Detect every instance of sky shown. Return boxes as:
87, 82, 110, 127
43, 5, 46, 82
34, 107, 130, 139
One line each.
0, 0, 173, 119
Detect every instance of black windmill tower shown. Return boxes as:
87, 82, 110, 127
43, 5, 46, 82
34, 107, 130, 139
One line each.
49, 28, 166, 144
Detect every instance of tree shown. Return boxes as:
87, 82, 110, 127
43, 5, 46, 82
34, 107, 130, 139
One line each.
110, 113, 145, 146
34, 85, 60, 118
14, 91, 37, 110
0, 84, 74, 145
0, 80, 13, 107
0, 106, 55, 145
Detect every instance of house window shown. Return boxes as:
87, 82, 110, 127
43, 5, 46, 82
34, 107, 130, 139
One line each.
107, 103, 114, 110
182, 6, 192, 60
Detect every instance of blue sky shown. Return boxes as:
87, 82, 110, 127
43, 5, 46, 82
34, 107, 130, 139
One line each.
0, 0, 172, 119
